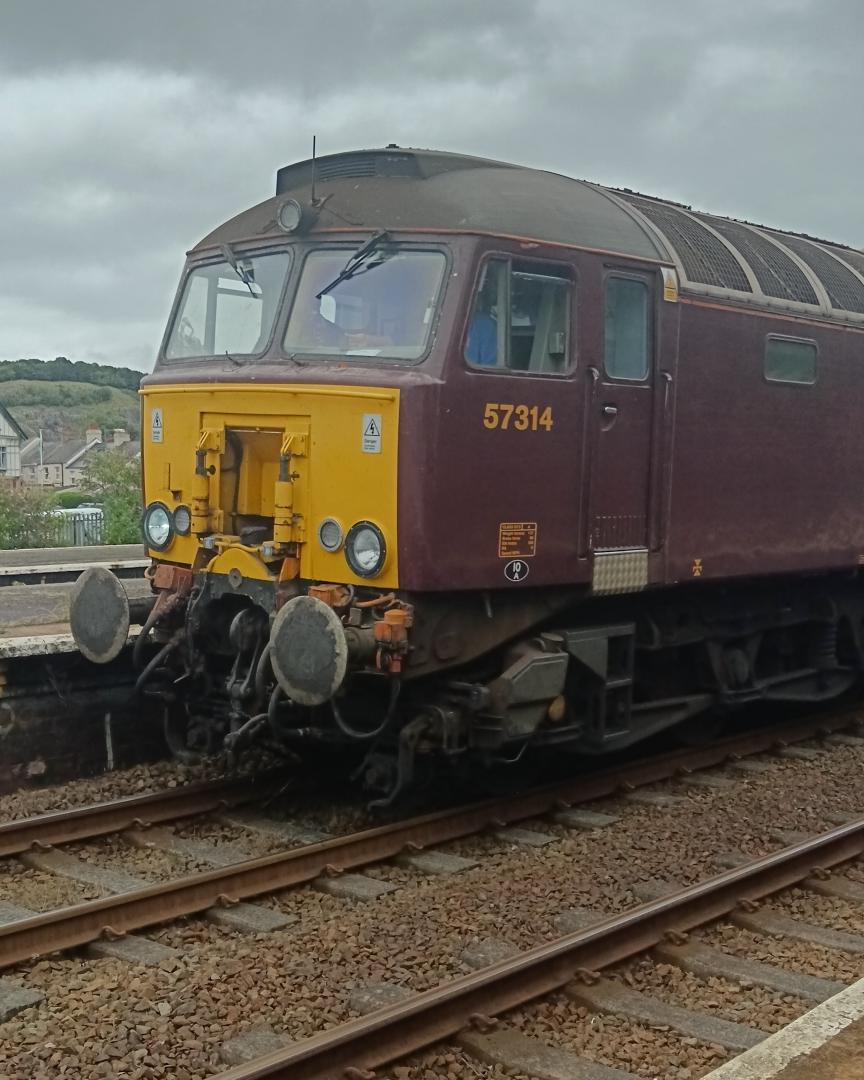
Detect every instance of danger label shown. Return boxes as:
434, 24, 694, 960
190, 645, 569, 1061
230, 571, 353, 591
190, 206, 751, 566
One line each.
151, 408, 163, 443
362, 413, 382, 454
498, 521, 538, 559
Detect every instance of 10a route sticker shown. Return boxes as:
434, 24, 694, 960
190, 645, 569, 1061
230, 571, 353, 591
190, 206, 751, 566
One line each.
504, 559, 529, 582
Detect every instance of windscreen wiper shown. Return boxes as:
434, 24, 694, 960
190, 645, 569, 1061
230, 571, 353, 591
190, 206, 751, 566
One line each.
220, 243, 258, 298
316, 230, 390, 299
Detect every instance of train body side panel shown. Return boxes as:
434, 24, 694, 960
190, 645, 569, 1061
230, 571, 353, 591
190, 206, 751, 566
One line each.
665, 300, 864, 583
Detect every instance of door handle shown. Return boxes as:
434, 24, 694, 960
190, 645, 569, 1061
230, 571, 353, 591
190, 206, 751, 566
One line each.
602, 405, 618, 417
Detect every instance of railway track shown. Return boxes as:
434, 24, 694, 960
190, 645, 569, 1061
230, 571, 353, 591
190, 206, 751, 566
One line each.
215, 815, 864, 1080
2, 712, 864, 1079
0, 774, 270, 858
0, 711, 859, 970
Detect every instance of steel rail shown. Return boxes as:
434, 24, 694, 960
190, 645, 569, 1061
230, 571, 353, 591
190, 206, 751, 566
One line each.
217, 816, 864, 1080
0, 775, 273, 858
0, 711, 855, 969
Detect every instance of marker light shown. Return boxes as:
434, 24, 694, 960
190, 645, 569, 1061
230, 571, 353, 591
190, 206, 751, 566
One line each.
173, 505, 191, 535
318, 517, 344, 552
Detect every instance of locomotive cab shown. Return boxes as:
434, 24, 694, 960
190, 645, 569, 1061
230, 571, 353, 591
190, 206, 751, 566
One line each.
71, 147, 864, 800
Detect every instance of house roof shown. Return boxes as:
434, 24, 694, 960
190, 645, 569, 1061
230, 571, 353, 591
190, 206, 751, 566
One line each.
38, 439, 97, 467
0, 403, 27, 441
72, 440, 142, 470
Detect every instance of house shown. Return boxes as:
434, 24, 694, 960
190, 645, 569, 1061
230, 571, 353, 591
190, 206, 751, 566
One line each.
0, 403, 26, 479
20, 426, 140, 488
65, 428, 140, 488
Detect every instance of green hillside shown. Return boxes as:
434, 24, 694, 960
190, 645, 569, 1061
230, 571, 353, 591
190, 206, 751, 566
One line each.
0, 380, 139, 442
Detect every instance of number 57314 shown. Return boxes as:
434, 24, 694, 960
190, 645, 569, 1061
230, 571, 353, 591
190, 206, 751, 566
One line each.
483, 403, 553, 431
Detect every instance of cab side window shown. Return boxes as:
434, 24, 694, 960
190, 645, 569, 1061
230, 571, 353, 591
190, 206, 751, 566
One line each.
466, 258, 571, 373
604, 277, 650, 380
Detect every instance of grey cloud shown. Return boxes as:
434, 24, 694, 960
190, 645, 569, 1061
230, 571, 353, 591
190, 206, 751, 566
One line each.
1, 0, 862, 368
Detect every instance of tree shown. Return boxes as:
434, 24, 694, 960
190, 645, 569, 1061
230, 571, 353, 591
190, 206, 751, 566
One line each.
81, 450, 142, 544
0, 482, 57, 549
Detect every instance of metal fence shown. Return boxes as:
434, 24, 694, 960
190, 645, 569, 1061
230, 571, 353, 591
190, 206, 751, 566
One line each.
49, 509, 104, 546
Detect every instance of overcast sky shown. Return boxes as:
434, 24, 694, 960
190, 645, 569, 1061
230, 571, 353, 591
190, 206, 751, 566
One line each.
1, 0, 861, 371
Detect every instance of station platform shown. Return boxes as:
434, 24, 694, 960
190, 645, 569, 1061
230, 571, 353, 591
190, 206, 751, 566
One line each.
0, 540, 150, 659
705, 977, 864, 1079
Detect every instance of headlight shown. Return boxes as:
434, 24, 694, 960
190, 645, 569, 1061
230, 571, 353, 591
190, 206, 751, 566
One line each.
318, 517, 344, 552
142, 502, 173, 550
173, 505, 191, 535
345, 521, 386, 578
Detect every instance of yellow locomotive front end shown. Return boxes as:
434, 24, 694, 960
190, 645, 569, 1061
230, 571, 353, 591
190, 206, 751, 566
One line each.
140, 380, 399, 591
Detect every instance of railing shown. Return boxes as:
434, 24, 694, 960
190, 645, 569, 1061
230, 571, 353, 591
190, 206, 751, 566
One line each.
48, 509, 104, 546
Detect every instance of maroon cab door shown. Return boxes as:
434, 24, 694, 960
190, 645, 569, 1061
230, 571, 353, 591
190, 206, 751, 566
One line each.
584, 269, 659, 554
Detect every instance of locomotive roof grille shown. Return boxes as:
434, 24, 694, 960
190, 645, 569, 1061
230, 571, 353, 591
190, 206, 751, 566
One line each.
620, 194, 753, 293
771, 233, 864, 314
701, 216, 820, 306
316, 156, 378, 180
836, 245, 864, 280
314, 152, 423, 182
199, 147, 864, 323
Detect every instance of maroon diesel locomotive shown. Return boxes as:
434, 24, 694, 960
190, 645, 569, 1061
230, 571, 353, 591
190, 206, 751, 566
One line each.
71, 147, 864, 800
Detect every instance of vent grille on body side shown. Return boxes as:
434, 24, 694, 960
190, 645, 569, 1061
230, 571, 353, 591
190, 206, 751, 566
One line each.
701, 217, 820, 305
620, 194, 752, 292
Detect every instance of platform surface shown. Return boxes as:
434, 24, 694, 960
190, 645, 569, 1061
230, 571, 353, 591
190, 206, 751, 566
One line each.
0, 543, 145, 568
772, 1016, 864, 1079
705, 976, 864, 1080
